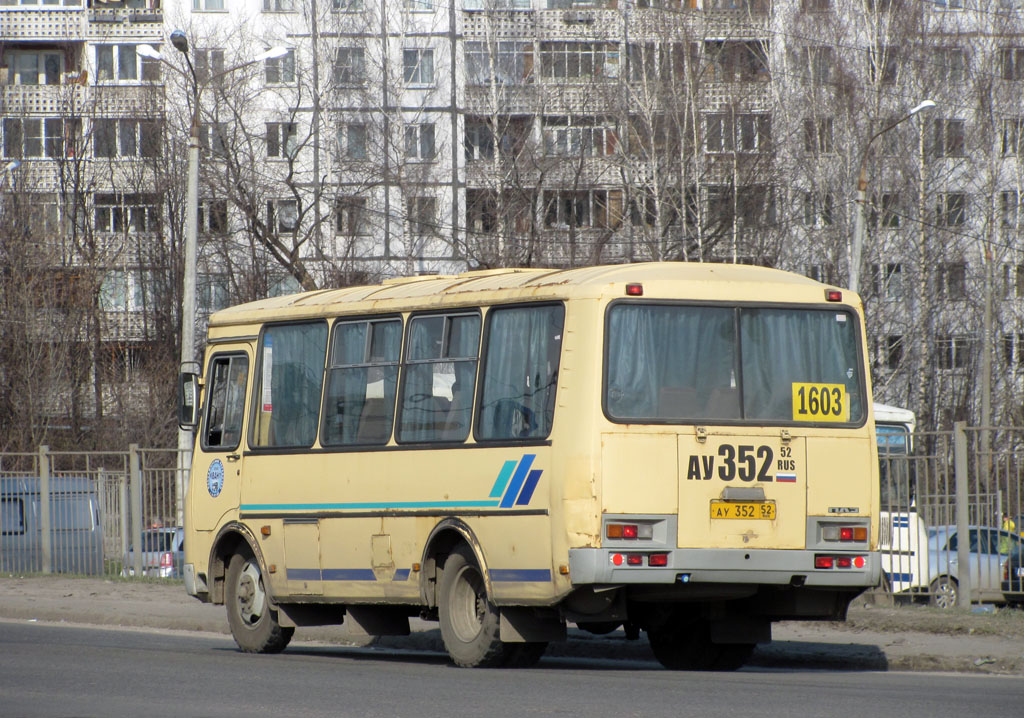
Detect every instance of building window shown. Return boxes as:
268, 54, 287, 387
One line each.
404, 123, 436, 161
799, 46, 833, 85
265, 49, 296, 85
800, 0, 831, 11
335, 196, 367, 236
465, 41, 533, 86
4, 118, 79, 159
94, 193, 160, 233
936, 193, 967, 227
884, 335, 903, 370
198, 274, 230, 313
542, 117, 617, 157
802, 191, 833, 227
868, 46, 899, 85
464, 120, 494, 161
1004, 264, 1024, 298
199, 123, 229, 155
403, 48, 434, 86
1002, 118, 1024, 155
707, 185, 776, 227
334, 47, 365, 87
337, 123, 367, 160
195, 49, 225, 83
937, 335, 971, 370
872, 263, 902, 300
936, 262, 967, 299
331, 0, 363, 10
267, 198, 299, 232
1002, 191, 1021, 228
404, 0, 432, 10
870, 192, 901, 228
934, 47, 965, 84
95, 44, 160, 83
407, 196, 436, 237
4, 50, 63, 85
263, 0, 294, 10
704, 113, 770, 153
93, 119, 161, 158
1004, 333, 1024, 368
199, 199, 228, 235
802, 117, 833, 155
466, 190, 497, 233
932, 118, 965, 157
543, 189, 621, 229
540, 42, 617, 81
266, 122, 298, 159
1000, 47, 1024, 80
705, 40, 768, 82
192, 0, 226, 11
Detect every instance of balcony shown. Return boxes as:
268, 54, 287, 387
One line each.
0, 8, 88, 41
1, 83, 86, 116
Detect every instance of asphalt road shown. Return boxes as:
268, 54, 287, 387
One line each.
1, 620, 1021, 718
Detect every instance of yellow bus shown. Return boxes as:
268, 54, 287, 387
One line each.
179, 262, 880, 670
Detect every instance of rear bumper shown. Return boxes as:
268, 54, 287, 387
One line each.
568, 547, 880, 588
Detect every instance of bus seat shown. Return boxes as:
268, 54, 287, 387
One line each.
659, 387, 698, 418
705, 388, 740, 419
356, 399, 390, 443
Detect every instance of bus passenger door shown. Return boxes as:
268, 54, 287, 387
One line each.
191, 350, 251, 533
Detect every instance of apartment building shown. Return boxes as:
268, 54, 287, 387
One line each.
5, 0, 1024, 436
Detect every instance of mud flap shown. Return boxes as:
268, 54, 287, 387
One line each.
499, 607, 566, 643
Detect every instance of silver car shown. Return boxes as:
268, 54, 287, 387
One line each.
925, 525, 1024, 608
122, 527, 184, 579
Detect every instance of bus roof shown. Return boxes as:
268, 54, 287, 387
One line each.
209, 262, 854, 328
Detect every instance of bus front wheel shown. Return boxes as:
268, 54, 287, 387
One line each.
226, 547, 294, 653
438, 544, 545, 667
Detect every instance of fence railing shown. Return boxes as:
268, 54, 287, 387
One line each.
0, 445, 188, 578
2, 426, 1022, 607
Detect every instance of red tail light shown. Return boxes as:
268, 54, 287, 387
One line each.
160, 552, 173, 568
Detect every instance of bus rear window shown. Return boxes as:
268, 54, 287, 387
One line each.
605, 303, 864, 424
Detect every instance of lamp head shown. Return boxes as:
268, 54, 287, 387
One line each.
909, 100, 937, 116
257, 47, 290, 62
170, 30, 189, 55
136, 44, 161, 60
3, 160, 21, 173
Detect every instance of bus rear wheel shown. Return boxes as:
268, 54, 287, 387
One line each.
647, 617, 753, 671
438, 545, 545, 668
226, 547, 294, 653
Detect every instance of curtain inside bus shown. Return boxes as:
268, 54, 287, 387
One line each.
252, 322, 327, 447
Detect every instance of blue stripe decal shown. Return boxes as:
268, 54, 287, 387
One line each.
490, 568, 552, 582
500, 454, 536, 508
393, 568, 410, 581
321, 568, 377, 581
888, 572, 913, 583
489, 460, 518, 498
515, 469, 543, 506
242, 499, 502, 511
287, 568, 322, 581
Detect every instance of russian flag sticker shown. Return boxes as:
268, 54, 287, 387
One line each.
776, 473, 797, 483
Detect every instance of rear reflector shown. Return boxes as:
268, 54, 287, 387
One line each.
648, 553, 668, 567
814, 555, 835, 569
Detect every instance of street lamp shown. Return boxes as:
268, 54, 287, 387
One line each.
137, 37, 287, 511
850, 100, 937, 294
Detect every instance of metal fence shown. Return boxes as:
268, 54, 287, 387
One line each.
2, 427, 1023, 604
0, 446, 187, 578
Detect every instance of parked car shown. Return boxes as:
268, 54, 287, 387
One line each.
122, 527, 184, 579
925, 525, 1024, 608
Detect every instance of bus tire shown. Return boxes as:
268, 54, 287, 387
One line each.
226, 547, 294, 653
438, 544, 510, 668
648, 617, 752, 671
929, 576, 958, 609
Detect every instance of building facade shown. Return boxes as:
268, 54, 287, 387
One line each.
5, 0, 1024, 438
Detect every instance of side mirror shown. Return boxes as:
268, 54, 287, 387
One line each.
178, 371, 200, 430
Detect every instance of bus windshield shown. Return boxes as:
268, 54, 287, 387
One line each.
605, 304, 864, 424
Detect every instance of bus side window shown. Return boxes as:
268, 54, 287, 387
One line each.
398, 313, 480, 443
251, 322, 328, 448
322, 318, 401, 446
203, 354, 249, 451
478, 304, 564, 441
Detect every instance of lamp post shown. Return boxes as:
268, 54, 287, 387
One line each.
137, 37, 286, 515
850, 100, 936, 294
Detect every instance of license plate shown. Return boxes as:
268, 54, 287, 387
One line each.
710, 500, 776, 520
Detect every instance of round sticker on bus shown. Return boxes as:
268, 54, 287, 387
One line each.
207, 459, 225, 498
791, 382, 849, 422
